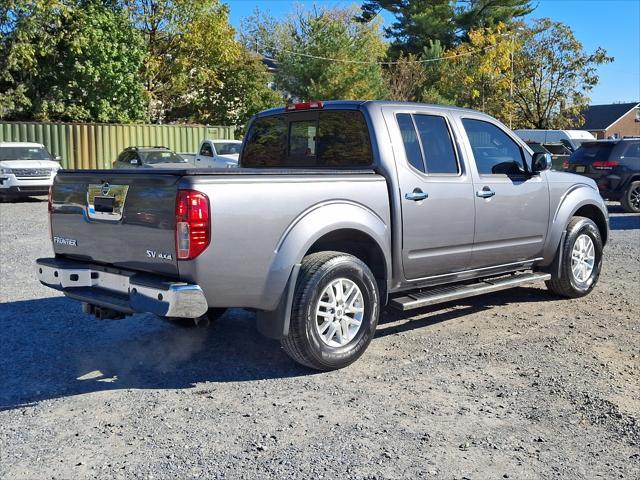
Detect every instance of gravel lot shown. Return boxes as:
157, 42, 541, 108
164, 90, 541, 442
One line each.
1, 198, 639, 479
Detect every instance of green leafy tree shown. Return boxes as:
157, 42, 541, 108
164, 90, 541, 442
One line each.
359, 0, 533, 56
127, 0, 281, 125
512, 18, 613, 129
439, 22, 515, 122
250, 6, 388, 101
0, 0, 147, 122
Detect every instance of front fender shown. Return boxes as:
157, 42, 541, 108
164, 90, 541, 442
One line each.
259, 200, 391, 310
540, 182, 609, 266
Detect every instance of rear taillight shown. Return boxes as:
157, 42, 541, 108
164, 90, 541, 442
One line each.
175, 190, 210, 260
592, 160, 619, 170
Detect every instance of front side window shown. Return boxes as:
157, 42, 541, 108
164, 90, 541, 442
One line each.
462, 119, 525, 175
199, 143, 213, 157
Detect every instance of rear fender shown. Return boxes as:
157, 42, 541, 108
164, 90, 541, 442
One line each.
259, 200, 390, 312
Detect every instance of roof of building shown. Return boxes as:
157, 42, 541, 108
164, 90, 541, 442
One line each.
581, 102, 639, 130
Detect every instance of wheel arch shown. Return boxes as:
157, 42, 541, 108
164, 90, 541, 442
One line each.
262, 201, 391, 310
541, 184, 609, 267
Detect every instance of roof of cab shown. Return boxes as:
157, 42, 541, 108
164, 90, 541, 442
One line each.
256, 100, 484, 118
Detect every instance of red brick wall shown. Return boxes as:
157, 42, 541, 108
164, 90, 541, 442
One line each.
604, 106, 640, 139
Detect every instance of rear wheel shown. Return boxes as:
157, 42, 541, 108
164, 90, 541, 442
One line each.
621, 180, 640, 213
281, 251, 380, 371
164, 308, 227, 328
546, 216, 603, 298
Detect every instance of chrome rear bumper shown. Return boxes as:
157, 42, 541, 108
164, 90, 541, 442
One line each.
36, 257, 208, 318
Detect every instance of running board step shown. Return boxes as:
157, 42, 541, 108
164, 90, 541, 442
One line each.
389, 272, 551, 311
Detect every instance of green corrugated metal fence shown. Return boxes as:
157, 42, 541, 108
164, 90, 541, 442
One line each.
0, 122, 236, 169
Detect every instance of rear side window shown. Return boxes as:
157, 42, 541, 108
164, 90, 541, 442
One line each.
241, 110, 372, 168
462, 119, 525, 175
413, 115, 459, 174
395, 113, 459, 174
396, 114, 425, 171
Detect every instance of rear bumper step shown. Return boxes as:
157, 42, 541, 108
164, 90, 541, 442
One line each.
36, 257, 208, 318
389, 272, 551, 311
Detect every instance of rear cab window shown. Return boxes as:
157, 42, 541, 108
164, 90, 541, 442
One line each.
241, 109, 373, 168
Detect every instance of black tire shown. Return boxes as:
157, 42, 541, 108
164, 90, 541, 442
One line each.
281, 251, 380, 371
545, 216, 603, 298
164, 308, 227, 328
620, 180, 640, 213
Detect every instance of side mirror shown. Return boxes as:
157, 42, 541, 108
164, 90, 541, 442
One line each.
54, 155, 62, 162
531, 152, 552, 174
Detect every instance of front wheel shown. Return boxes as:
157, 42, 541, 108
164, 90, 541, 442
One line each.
281, 251, 380, 371
545, 216, 603, 298
621, 180, 640, 213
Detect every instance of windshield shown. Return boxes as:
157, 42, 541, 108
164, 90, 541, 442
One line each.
139, 150, 186, 164
213, 142, 241, 155
570, 143, 616, 163
0, 146, 51, 161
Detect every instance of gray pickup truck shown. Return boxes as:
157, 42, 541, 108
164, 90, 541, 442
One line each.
37, 101, 609, 370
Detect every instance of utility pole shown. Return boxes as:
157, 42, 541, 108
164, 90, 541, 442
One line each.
509, 32, 514, 129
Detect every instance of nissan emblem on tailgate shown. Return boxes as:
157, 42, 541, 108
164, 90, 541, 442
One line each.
87, 182, 129, 221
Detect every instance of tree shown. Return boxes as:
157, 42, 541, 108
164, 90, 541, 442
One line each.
384, 54, 428, 102
251, 6, 388, 102
438, 22, 515, 123
0, 0, 147, 122
359, 0, 533, 56
127, 0, 282, 125
512, 18, 613, 129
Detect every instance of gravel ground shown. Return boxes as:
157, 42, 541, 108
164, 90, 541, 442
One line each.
1, 198, 639, 480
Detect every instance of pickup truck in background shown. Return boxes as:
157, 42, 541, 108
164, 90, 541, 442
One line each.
0, 142, 62, 201
180, 139, 242, 168
37, 101, 609, 370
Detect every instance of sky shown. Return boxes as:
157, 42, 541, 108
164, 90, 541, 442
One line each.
223, 0, 640, 105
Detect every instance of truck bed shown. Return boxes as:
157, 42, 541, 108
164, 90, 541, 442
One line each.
49, 168, 389, 310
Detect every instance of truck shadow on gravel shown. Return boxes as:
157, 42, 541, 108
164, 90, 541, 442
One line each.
1, 286, 558, 410
0, 297, 309, 410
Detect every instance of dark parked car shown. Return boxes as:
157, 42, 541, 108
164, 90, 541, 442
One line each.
566, 139, 640, 213
113, 146, 189, 169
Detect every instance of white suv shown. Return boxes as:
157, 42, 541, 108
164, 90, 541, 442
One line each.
0, 142, 62, 201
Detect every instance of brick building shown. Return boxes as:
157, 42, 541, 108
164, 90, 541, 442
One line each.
580, 102, 640, 139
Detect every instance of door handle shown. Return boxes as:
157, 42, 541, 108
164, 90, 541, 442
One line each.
405, 188, 428, 201
476, 187, 496, 198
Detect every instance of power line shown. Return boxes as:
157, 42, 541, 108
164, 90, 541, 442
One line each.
259, 42, 500, 66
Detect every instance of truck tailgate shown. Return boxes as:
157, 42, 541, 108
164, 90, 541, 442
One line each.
50, 171, 181, 277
